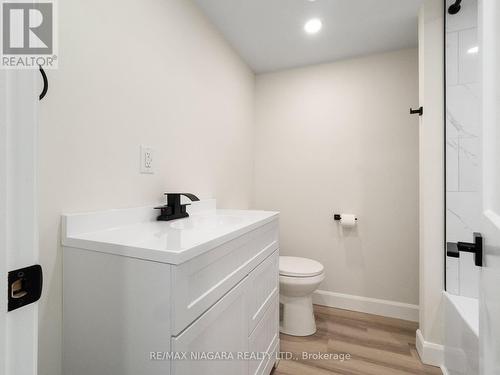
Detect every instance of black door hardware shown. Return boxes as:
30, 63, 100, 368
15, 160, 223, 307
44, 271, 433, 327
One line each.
448, 0, 462, 14
8, 265, 43, 312
155, 193, 200, 221
446, 232, 483, 267
410, 107, 423, 116
333, 214, 358, 221
39, 66, 48, 100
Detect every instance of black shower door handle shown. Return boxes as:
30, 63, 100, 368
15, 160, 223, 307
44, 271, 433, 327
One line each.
446, 232, 483, 267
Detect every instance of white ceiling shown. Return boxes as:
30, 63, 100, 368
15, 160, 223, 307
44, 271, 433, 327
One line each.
194, 0, 423, 73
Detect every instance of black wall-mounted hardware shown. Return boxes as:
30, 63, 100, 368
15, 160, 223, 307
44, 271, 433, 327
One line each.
8, 265, 43, 312
448, 0, 462, 14
446, 232, 483, 267
155, 193, 200, 221
410, 106, 423, 116
334, 214, 358, 221
39, 66, 48, 100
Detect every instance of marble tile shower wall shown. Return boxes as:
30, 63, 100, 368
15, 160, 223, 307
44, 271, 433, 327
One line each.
445, 0, 480, 298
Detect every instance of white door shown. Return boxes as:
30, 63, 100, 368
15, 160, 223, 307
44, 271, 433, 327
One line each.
0, 67, 41, 375
479, 0, 500, 373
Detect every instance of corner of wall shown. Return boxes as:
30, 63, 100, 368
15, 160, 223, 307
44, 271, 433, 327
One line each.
417, 0, 445, 365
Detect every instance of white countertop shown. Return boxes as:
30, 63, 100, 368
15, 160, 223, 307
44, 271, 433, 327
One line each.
62, 200, 279, 264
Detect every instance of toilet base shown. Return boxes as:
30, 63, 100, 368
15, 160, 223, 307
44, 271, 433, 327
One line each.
279, 294, 317, 336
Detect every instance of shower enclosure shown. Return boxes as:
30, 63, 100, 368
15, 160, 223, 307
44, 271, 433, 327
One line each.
445, 0, 480, 299
444, 0, 500, 374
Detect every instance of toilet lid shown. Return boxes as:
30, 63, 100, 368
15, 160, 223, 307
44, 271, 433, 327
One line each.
279, 256, 324, 277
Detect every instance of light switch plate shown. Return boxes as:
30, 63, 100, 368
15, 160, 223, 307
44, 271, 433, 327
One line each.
140, 145, 154, 174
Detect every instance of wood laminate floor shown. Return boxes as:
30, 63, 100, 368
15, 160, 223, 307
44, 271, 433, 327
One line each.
273, 305, 442, 375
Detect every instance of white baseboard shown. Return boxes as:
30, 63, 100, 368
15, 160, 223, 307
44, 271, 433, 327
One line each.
312, 290, 419, 322
416, 329, 444, 367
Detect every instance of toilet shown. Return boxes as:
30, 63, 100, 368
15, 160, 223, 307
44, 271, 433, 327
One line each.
279, 256, 325, 336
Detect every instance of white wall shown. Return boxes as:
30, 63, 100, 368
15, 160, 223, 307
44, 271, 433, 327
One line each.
37, 0, 255, 374
416, 0, 445, 367
254, 49, 420, 307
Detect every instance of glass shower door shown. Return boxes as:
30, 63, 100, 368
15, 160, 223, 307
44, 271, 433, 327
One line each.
445, 0, 481, 299
444, 1, 481, 373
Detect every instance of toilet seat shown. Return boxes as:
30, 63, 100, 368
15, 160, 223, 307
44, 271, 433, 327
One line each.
279, 256, 324, 278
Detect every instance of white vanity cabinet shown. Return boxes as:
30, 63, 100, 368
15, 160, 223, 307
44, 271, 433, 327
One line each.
62, 201, 279, 375
170, 250, 279, 375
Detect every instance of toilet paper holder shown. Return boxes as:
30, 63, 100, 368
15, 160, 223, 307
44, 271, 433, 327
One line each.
334, 214, 358, 221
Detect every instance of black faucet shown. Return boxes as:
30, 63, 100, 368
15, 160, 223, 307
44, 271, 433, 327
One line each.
155, 193, 200, 221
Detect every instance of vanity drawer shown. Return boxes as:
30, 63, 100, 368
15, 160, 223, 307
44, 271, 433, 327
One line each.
171, 220, 279, 335
171, 277, 248, 375
247, 250, 279, 335
248, 297, 279, 375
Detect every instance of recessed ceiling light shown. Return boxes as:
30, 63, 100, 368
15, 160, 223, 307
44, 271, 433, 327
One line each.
304, 18, 322, 34
467, 46, 479, 54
